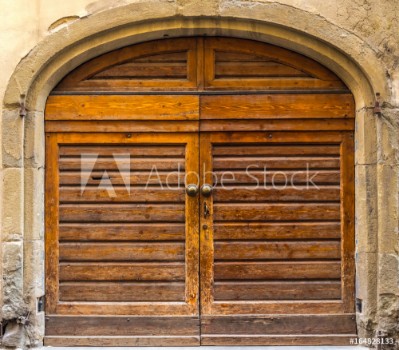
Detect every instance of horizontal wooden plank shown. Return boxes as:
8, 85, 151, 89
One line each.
59, 157, 184, 171
213, 186, 340, 202
134, 51, 187, 63
214, 261, 341, 280
213, 170, 341, 185
59, 262, 185, 281
213, 144, 340, 156
46, 316, 199, 336
59, 145, 186, 157
214, 241, 341, 260
201, 314, 356, 335
213, 222, 341, 240
45, 120, 200, 133
214, 203, 341, 221
59, 282, 185, 301
60, 187, 185, 203
201, 94, 354, 119
59, 204, 185, 222
60, 171, 186, 186
201, 335, 356, 346
214, 281, 341, 300
215, 62, 308, 78
45, 336, 200, 347
45, 95, 199, 120
59, 223, 186, 241
94, 62, 187, 79
213, 156, 340, 170
59, 242, 185, 261
205, 78, 347, 91
200, 119, 355, 132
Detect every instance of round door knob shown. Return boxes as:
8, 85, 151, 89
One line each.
201, 184, 213, 197
186, 184, 199, 197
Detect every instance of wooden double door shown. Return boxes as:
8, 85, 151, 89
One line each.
44, 37, 356, 346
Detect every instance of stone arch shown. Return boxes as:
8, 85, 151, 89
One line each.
1, 6, 387, 347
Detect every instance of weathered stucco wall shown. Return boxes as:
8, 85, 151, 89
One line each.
0, 0, 398, 348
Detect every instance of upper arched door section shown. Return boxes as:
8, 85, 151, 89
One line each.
54, 37, 349, 93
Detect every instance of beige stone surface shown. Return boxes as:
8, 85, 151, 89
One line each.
0, 0, 398, 347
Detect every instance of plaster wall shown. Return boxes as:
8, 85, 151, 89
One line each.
0, 0, 398, 348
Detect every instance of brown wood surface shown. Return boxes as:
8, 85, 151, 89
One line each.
213, 222, 341, 240
200, 119, 354, 132
201, 94, 354, 119
201, 335, 355, 346
214, 261, 342, 280
204, 37, 348, 91
59, 223, 186, 241
46, 120, 200, 133
201, 314, 356, 334
214, 281, 342, 300
59, 242, 185, 261
46, 95, 199, 121
45, 336, 200, 347
59, 262, 186, 282
54, 38, 199, 91
45, 36, 355, 345
214, 241, 341, 260
46, 316, 199, 336
59, 282, 186, 302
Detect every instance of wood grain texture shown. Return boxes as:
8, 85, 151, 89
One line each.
214, 261, 342, 280
201, 314, 356, 335
214, 241, 341, 260
200, 119, 355, 132
46, 95, 199, 120
59, 262, 186, 282
45, 36, 355, 345
45, 336, 200, 347
204, 37, 348, 91
46, 316, 199, 336
54, 38, 198, 91
201, 94, 354, 119
59, 282, 186, 302
59, 223, 186, 241
214, 281, 341, 300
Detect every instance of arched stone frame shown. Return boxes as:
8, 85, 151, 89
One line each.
1, 4, 395, 346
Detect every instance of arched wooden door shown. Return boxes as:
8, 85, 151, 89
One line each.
44, 37, 356, 346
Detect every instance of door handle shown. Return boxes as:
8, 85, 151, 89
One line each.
201, 184, 213, 197
186, 184, 199, 197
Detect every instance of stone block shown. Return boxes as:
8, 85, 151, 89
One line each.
2, 109, 24, 168
23, 240, 45, 302
355, 108, 378, 166
1, 167, 24, 242
377, 109, 399, 166
355, 164, 378, 253
177, 0, 219, 16
376, 164, 399, 255
24, 111, 45, 169
24, 167, 45, 241
2, 241, 26, 319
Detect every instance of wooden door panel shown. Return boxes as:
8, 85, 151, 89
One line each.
45, 133, 200, 345
199, 131, 355, 344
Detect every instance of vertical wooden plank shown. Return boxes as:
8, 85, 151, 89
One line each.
196, 37, 205, 91
340, 133, 356, 312
185, 133, 200, 313
203, 40, 216, 90
199, 132, 214, 315
45, 133, 60, 313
